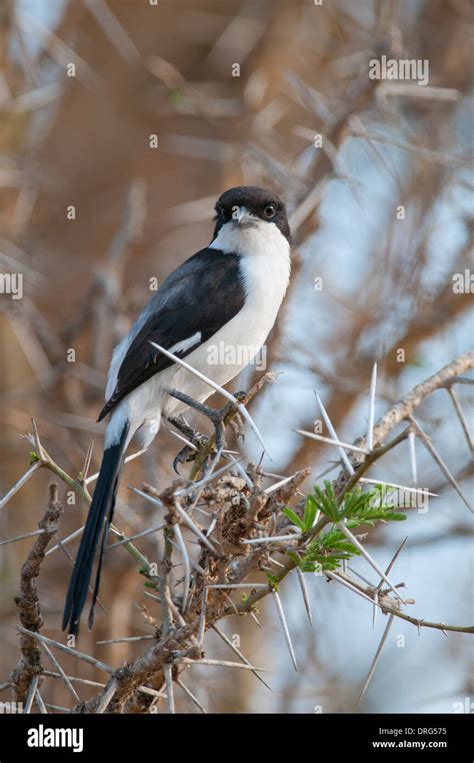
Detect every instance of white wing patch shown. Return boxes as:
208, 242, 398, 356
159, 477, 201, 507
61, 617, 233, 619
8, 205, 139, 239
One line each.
169, 331, 202, 355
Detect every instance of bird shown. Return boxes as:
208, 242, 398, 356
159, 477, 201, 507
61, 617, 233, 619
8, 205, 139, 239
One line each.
62, 185, 292, 636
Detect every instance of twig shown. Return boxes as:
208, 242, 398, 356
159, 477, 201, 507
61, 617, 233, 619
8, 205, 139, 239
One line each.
0, 462, 41, 510
336, 523, 405, 603
0, 529, 46, 546
132, 487, 216, 553
9, 484, 63, 702
16, 627, 114, 675
96, 679, 118, 714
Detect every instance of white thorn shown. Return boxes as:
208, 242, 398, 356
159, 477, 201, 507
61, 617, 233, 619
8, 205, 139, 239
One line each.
315, 391, 354, 475
367, 362, 377, 452
273, 592, 298, 671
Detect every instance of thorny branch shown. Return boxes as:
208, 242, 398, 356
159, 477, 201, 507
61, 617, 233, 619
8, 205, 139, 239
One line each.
8, 483, 63, 703
1, 352, 473, 712
355, 351, 474, 452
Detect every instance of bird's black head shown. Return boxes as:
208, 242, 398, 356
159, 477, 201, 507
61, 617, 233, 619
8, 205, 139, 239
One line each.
213, 186, 291, 245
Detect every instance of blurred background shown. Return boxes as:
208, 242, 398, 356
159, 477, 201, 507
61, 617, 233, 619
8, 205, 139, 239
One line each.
0, 0, 473, 713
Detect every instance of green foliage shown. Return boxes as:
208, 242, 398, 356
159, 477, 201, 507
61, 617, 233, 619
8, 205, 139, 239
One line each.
287, 482, 407, 573
283, 492, 319, 533
265, 572, 280, 591
310, 481, 407, 526
282, 507, 303, 530
297, 527, 361, 572
29, 450, 39, 465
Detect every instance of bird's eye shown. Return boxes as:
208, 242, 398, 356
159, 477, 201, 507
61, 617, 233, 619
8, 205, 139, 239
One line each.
264, 204, 276, 218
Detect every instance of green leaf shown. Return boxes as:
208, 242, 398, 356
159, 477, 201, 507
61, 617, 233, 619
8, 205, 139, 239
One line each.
303, 494, 318, 531
352, 510, 407, 525
284, 481, 407, 576
311, 481, 339, 521
283, 507, 304, 531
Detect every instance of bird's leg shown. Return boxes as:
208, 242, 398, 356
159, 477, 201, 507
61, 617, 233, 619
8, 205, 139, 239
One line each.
164, 413, 210, 474
167, 389, 225, 451
167, 389, 248, 472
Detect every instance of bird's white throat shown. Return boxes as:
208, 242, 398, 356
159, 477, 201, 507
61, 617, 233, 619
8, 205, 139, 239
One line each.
210, 218, 290, 262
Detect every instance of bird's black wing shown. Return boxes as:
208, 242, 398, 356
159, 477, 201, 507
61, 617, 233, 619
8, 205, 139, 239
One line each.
98, 248, 244, 421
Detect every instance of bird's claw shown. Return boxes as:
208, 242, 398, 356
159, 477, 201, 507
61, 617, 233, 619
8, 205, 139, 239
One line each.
172, 435, 210, 474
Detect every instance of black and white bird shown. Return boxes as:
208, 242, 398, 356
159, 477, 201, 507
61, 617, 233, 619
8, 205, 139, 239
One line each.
63, 185, 291, 636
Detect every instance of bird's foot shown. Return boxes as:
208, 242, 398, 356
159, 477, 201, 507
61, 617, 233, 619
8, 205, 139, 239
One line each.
167, 388, 248, 472
172, 433, 210, 474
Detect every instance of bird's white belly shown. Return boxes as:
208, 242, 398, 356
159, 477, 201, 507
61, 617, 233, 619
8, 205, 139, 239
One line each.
165, 238, 290, 416
164, 307, 269, 416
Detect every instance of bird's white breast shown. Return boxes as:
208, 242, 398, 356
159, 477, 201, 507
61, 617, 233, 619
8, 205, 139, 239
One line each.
165, 219, 291, 414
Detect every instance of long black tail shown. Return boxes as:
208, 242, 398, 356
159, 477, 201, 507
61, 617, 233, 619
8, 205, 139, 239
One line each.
62, 424, 128, 636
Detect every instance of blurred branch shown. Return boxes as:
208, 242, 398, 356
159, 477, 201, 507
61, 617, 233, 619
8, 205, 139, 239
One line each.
91, 179, 148, 370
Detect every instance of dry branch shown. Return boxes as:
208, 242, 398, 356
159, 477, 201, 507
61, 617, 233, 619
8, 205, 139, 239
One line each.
8, 483, 63, 702
1, 337, 472, 715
